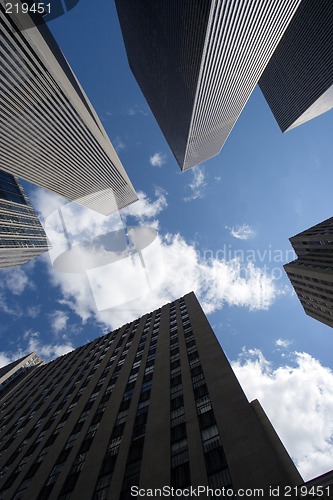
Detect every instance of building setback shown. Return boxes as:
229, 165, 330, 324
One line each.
0, 293, 302, 499
0, 352, 44, 397
259, 0, 333, 132
0, 7, 137, 215
284, 217, 333, 327
0, 170, 50, 268
301, 470, 333, 499
115, 0, 302, 170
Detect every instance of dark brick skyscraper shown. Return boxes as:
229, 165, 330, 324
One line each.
0, 293, 302, 498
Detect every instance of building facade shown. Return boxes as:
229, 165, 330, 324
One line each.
0, 352, 44, 397
284, 217, 333, 327
0, 7, 137, 215
0, 170, 50, 268
0, 293, 302, 499
115, 0, 301, 170
300, 470, 333, 499
259, 0, 333, 132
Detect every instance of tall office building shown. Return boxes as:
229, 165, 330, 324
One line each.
0, 293, 302, 499
0, 7, 137, 215
0, 170, 50, 268
115, 0, 301, 170
0, 352, 44, 396
259, 0, 333, 132
285, 217, 333, 327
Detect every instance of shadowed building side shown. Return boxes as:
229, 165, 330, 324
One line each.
259, 0, 333, 132
0, 293, 302, 499
285, 217, 333, 327
115, 0, 302, 170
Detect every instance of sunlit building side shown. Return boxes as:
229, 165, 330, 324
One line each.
0, 170, 50, 268
115, 0, 302, 170
0, 7, 137, 215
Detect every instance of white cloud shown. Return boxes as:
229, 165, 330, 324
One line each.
42, 230, 281, 330
36, 186, 167, 254
0, 352, 11, 368
23, 330, 74, 360
183, 166, 206, 201
0, 330, 74, 367
227, 224, 256, 240
0, 268, 30, 295
49, 310, 69, 334
33, 186, 282, 330
126, 105, 148, 117
0, 294, 22, 317
31, 186, 67, 219
26, 306, 41, 318
232, 349, 333, 480
275, 338, 293, 349
149, 152, 166, 167
39, 343, 74, 358
113, 136, 125, 153
122, 187, 167, 221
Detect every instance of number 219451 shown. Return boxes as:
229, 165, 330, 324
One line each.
5, 3, 51, 15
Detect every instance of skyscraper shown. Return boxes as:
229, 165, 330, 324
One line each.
284, 217, 333, 327
0, 7, 137, 215
0, 293, 302, 499
115, 0, 302, 170
0, 170, 50, 268
259, 0, 333, 132
0, 352, 44, 396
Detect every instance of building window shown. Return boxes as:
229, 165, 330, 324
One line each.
208, 469, 233, 489
121, 460, 141, 496
171, 462, 191, 489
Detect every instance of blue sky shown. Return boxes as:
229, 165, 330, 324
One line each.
1, 0, 333, 482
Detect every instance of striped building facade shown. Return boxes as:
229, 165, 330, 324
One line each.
0, 7, 137, 215
259, 0, 333, 132
115, 0, 302, 170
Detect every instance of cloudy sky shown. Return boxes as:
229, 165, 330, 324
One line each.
1, 0, 333, 482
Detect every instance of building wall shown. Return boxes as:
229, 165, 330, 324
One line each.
0, 352, 44, 397
115, 0, 212, 169
0, 7, 137, 215
285, 217, 333, 327
115, 0, 302, 170
259, 0, 333, 132
0, 170, 50, 268
0, 293, 302, 499
300, 469, 333, 499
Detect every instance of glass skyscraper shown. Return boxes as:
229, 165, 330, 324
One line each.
0, 6, 137, 215
0, 170, 50, 268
